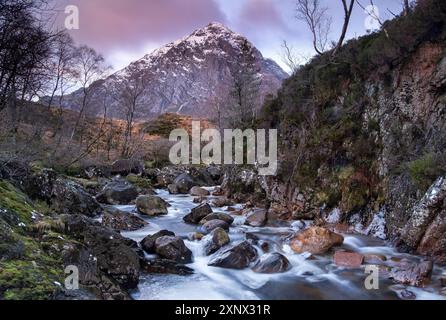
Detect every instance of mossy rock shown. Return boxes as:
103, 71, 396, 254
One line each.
0, 180, 34, 224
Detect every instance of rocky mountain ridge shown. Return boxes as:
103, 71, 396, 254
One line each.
53, 22, 288, 120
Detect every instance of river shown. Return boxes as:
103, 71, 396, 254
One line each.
117, 187, 446, 300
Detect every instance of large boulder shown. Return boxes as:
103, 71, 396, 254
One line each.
110, 159, 144, 176
102, 207, 147, 231
203, 228, 230, 255
190, 186, 210, 197
252, 253, 290, 274
51, 178, 101, 217
154, 236, 193, 263
211, 197, 233, 208
208, 241, 258, 269
142, 259, 194, 275
199, 213, 234, 226
136, 195, 168, 216
199, 219, 230, 234
244, 208, 267, 227
173, 173, 197, 194
333, 251, 364, 268
96, 178, 138, 205
290, 227, 344, 254
183, 203, 213, 224
141, 230, 175, 254
61, 215, 141, 291
389, 261, 433, 287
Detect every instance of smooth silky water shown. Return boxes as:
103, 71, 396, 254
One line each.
117, 188, 446, 300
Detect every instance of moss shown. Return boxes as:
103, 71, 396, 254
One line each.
0, 180, 34, 223
126, 174, 152, 189
0, 260, 62, 300
407, 153, 446, 191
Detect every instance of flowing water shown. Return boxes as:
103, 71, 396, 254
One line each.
117, 187, 446, 300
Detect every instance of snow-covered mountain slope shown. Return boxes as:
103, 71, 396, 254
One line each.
54, 22, 288, 119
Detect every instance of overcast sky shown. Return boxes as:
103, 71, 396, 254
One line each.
54, 0, 406, 73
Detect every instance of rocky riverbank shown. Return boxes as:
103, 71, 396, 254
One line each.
1, 160, 445, 300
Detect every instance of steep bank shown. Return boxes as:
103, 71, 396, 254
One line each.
249, 0, 446, 262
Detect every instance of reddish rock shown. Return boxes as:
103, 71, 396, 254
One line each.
334, 251, 364, 268
212, 187, 224, 196
290, 227, 344, 254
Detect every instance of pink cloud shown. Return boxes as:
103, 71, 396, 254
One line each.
238, 0, 289, 31
58, 0, 227, 52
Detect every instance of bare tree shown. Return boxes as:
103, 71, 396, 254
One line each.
112, 63, 149, 158
280, 40, 304, 74
227, 40, 262, 129
296, 0, 332, 55
403, 0, 411, 15
70, 46, 109, 142
332, 0, 355, 56
296, 0, 355, 57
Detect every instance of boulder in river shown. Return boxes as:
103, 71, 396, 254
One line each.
389, 260, 433, 287
244, 208, 267, 227
211, 197, 233, 208
290, 227, 344, 254
199, 219, 230, 234
136, 195, 168, 216
102, 207, 147, 231
252, 253, 290, 274
333, 251, 364, 268
199, 213, 234, 226
173, 173, 197, 194
190, 186, 210, 197
110, 159, 144, 176
141, 230, 176, 253
208, 241, 258, 269
203, 227, 230, 255
183, 203, 213, 224
155, 236, 193, 264
167, 184, 179, 194
96, 178, 138, 205
142, 259, 194, 275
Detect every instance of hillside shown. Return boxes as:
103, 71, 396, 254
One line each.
255, 0, 446, 261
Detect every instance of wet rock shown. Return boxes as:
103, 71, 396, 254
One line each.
208, 241, 258, 269
142, 259, 194, 275
211, 197, 233, 208
154, 236, 193, 264
199, 219, 230, 234
364, 254, 387, 264
199, 213, 234, 226
290, 227, 344, 254
188, 232, 204, 241
400, 290, 416, 300
141, 230, 175, 253
193, 196, 206, 203
96, 178, 138, 205
252, 253, 290, 274
61, 215, 140, 291
441, 278, 446, 287
110, 159, 144, 176
136, 195, 168, 216
174, 173, 197, 194
244, 208, 267, 227
245, 232, 260, 243
51, 179, 102, 217
190, 186, 210, 197
212, 187, 225, 196
183, 203, 213, 224
260, 241, 270, 253
334, 251, 364, 268
203, 227, 230, 255
167, 184, 179, 194
102, 207, 147, 231
389, 260, 433, 287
